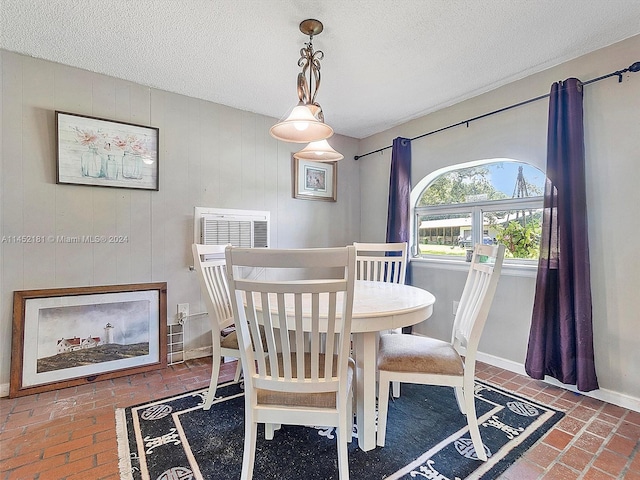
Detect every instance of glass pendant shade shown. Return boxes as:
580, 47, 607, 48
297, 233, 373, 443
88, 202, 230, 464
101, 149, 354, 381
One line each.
270, 104, 334, 143
293, 139, 344, 161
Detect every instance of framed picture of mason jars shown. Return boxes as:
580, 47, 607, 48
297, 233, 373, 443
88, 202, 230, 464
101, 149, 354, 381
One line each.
10, 282, 167, 397
55, 111, 159, 191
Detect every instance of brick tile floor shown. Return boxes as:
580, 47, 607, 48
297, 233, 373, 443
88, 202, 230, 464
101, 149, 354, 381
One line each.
1, 359, 638, 479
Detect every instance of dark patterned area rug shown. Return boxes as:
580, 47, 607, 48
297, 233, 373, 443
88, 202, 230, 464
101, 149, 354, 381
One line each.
116, 380, 563, 479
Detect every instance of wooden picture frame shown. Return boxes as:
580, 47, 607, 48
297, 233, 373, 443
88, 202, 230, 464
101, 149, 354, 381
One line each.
56, 111, 159, 191
10, 283, 167, 397
293, 157, 337, 202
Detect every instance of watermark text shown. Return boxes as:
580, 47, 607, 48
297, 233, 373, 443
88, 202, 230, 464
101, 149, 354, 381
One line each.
2, 235, 129, 244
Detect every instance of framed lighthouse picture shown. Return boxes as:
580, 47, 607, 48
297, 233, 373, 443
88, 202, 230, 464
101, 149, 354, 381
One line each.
10, 283, 167, 397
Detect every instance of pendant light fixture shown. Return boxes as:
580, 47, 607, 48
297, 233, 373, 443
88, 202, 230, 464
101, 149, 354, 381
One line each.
270, 19, 336, 147
293, 139, 344, 161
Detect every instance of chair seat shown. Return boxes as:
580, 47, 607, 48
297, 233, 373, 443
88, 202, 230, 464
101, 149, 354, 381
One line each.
258, 355, 355, 408
221, 329, 239, 349
222, 326, 269, 350
377, 334, 463, 376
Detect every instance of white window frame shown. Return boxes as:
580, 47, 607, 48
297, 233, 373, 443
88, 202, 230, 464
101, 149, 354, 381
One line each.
410, 160, 544, 276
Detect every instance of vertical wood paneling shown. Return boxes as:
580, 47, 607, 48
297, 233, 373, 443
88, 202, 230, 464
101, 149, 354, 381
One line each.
129, 191, 152, 283
241, 111, 257, 206
0, 52, 361, 387
198, 102, 220, 206
1, 51, 25, 388
189, 101, 218, 339
253, 116, 267, 208
52, 64, 95, 287
2, 52, 25, 245
92, 188, 119, 285
161, 94, 191, 313
261, 116, 280, 241
89, 67, 120, 286
112, 189, 133, 283
218, 105, 242, 206
150, 89, 166, 284
130, 84, 152, 126
54, 185, 94, 287
120, 83, 154, 284
21, 57, 57, 288
0, 51, 5, 392
90, 75, 116, 120
53, 63, 94, 116
187, 98, 202, 214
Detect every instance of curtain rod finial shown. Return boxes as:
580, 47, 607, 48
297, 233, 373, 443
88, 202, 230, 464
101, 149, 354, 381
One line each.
629, 61, 640, 73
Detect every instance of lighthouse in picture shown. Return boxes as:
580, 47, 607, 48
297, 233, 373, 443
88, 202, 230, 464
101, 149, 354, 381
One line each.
105, 323, 115, 344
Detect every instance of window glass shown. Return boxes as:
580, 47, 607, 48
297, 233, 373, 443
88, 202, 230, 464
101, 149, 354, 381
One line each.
417, 212, 471, 257
484, 207, 543, 259
414, 160, 545, 261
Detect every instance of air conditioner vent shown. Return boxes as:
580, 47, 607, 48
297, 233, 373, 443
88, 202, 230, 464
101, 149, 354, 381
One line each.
253, 220, 269, 248
194, 207, 270, 249
203, 219, 253, 247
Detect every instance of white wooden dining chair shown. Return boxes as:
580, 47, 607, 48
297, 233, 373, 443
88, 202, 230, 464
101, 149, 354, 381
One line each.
354, 241, 407, 397
192, 244, 242, 410
225, 245, 356, 480
376, 243, 505, 461
353, 242, 407, 284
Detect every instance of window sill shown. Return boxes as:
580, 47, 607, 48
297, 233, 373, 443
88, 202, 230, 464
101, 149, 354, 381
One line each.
410, 256, 538, 278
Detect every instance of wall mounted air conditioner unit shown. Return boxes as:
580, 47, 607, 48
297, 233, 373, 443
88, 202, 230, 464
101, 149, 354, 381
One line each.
194, 207, 270, 250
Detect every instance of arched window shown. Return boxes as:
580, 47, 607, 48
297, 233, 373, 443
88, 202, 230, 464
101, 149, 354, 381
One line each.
411, 159, 545, 262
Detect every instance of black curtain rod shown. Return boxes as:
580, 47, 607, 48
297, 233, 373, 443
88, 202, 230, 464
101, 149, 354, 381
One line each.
354, 61, 640, 161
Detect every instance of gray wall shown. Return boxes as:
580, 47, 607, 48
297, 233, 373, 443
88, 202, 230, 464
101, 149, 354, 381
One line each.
358, 35, 640, 403
0, 51, 360, 391
2, 35, 639, 404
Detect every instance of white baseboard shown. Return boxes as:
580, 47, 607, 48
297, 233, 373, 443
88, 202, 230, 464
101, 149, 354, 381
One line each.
476, 351, 640, 413
0, 383, 9, 398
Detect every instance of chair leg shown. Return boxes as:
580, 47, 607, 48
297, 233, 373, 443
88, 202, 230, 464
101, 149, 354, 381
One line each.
463, 376, 487, 461
390, 329, 401, 398
336, 413, 350, 479
392, 381, 401, 398
233, 358, 243, 383
203, 354, 222, 410
241, 419, 257, 480
376, 372, 391, 447
454, 386, 465, 414
264, 423, 281, 440
346, 390, 353, 444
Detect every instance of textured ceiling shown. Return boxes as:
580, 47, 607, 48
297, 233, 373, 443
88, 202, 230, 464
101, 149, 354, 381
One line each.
2, 1, 639, 139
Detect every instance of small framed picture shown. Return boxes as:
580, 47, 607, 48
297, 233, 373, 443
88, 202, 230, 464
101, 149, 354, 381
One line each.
293, 158, 337, 202
10, 283, 167, 397
56, 111, 159, 191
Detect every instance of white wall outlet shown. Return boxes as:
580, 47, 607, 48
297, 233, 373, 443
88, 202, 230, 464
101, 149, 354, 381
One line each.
452, 300, 459, 316
177, 303, 189, 322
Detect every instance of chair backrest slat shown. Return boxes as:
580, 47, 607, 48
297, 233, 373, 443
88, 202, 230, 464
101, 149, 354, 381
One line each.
452, 243, 505, 349
226, 246, 356, 395
192, 244, 234, 332
354, 242, 408, 284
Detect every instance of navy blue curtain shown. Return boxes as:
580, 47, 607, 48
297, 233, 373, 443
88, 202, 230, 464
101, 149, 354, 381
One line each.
386, 137, 412, 245
386, 137, 412, 332
525, 78, 599, 392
